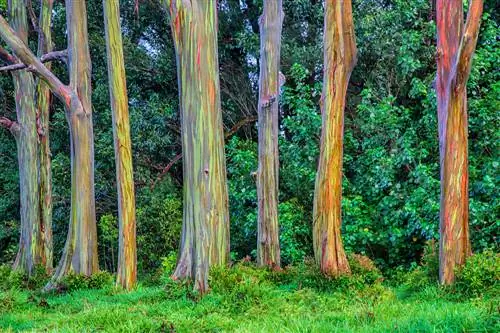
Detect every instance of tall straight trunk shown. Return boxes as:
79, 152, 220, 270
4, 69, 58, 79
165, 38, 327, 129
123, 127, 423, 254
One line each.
256, 0, 283, 269
36, 0, 54, 272
166, 0, 230, 293
312, 0, 357, 276
50, 0, 98, 282
8, 0, 42, 275
436, 0, 483, 285
103, 0, 137, 290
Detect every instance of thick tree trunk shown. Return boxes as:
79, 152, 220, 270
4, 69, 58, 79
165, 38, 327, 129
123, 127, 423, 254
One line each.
103, 0, 137, 290
436, 0, 483, 285
8, 0, 43, 275
36, 0, 54, 273
166, 0, 230, 293
256, 0, 283, 269
50, 0, 98, 282
312, 0, 357, 276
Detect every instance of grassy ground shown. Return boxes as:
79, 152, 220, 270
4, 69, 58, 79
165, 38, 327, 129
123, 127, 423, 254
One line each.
1, 281, 498, 332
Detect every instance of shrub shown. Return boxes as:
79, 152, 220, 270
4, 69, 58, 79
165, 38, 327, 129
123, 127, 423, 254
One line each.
455, 250, 499, 296
60, 271, 114, 292
136, 182, 182, 272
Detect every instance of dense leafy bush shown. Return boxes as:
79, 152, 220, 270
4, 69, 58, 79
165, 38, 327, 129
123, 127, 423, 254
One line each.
60, 271, 114, 292
455, 250, 499, 296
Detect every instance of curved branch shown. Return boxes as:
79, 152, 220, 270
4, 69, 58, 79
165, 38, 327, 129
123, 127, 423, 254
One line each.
0, 50, 67, 72
0, 15, 72, 107
0, 116, 20, 136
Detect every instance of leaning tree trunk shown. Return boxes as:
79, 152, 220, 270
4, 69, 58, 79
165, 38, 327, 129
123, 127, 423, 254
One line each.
312, 0, 357, 276
166, 0, 230, 294
36, 0, 54, 272
436, 0, 483, 285
8, 0, 42, 275
103, 0, 137, 290
256, 0, 283, 269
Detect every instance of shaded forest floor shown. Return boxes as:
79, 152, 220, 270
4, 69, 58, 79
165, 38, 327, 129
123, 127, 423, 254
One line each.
1, 279, 498, 332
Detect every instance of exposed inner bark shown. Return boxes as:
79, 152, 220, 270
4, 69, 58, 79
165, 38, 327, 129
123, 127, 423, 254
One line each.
436, 0, 483, 285
256, 0, 283, 269
103, 0, 137, 290
167, 0, 230, 293
312, 0, 357, 276
8, 0, 43, 276
37, 0, 54, 273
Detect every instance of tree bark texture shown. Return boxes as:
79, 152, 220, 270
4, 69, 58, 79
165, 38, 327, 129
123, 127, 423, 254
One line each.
256, 0, 283, 269
436, 0, 483, 285
103, 0, 137, 290
8, 0, 43, 275
50, 0, 98, 282
166, 0, 230, 293
312, 0, 357, 276
36, 0, 54, 273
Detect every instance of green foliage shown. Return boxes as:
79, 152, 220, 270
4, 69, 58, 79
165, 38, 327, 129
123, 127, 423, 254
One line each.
455, 250, 500, 296
0, 265, 49, 291
60, 271, 114, 292
278, 199, 312, 264
136, 180, 182, 272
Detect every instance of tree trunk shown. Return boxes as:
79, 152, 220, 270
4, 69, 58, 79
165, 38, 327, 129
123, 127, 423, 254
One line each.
166, 0, 230, 294
103, 0, 137, 290
8, 0, 42, 276
50, 0, 98, 282
256, 0, 283, 269
36, 0, 54, 273
436, 0, 483, 285
0, 2, 99, 286
312, 0, 357, 276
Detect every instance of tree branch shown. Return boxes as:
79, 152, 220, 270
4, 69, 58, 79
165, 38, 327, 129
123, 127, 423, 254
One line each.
0, 49, 67, 72
151, 115, 258, 188
0, 15, 72, 107
0, 45, 17, 64
0, 116, 20, 136
455, 0, 484, 87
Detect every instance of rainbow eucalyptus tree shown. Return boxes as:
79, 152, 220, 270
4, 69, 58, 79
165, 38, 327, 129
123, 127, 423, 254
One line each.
436, 0, 483, 285
103, 0, 137, 290
0, 0, 98, 287
0, 0, 53, 275
256, 0, 283, 269
312, 0, 357, 276
165, 0, 230, 293
36, 0, 54, 271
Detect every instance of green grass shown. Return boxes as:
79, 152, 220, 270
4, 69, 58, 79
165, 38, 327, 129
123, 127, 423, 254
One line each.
1, 281, 498, 332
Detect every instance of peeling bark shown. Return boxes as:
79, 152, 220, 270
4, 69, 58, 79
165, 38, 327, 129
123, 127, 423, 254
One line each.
166, 0, 230, 294
312, 0, 357, 276
36, 0, 54, 273
103, 0, 137, 290
8, 0, 42, 276
436, 0, 483, 285
256, 0, 283, 269
49, 0, 98, 283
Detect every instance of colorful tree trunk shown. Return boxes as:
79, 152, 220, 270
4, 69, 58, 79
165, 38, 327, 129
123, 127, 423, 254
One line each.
36, 0, 54, 272
8, 0, 42, 275
166, 0, 230, 293
0, 0, 99, 286
436, 0, 483, 285
50, 0, 98, 282
256, 0, 283, 268
103, 0, 137, 290
312, 0, 357, 276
